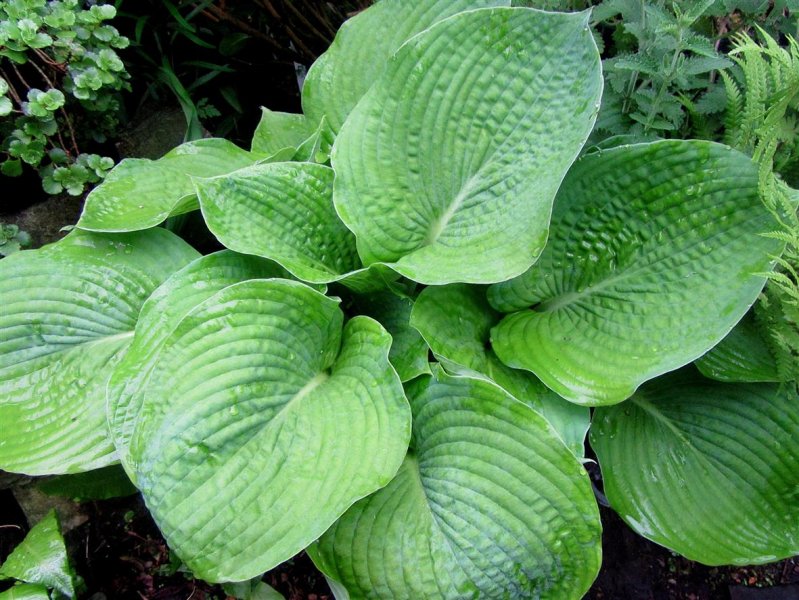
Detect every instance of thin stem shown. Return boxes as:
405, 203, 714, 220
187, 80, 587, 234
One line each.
11, 64, 33, 90
259, 0, 316, 59
0, 68, 23, 105
283, 0, 331, 45
299, 0, 337, 37
642, 32, 683, 133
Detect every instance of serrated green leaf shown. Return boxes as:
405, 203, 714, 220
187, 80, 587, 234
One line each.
0, 229, 198, 475
0, 510, 75, 598
332, 7, 602, 284
196, 162, 361, 284
308, 369, 601, 599
302, 0, 518, 134
489, 141, 783, 406
127, 280, 411, 582
352, 291, 430, 382
411, 284, 590, 456
695, 312, 779, 382
77, 139, 261, 232
591, 371, 799, 565
250, 107, 318, 156
108, 251, 290, 474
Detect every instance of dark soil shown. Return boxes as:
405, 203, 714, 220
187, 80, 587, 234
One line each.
2, 483, 798, 600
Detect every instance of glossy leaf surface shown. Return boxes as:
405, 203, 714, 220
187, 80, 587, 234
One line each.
490, 141, 782, 405
108, 251, 289, 474
309, 370, 601, 599
128, 280, 411, 582
410, 284, 589, 455
0, 510, 76, 598
251, 107, 318, 155
301, 0, 515, 133
0, 229, 198, 474
592, 371, 799, 565
695, 313, 779, 382
332, 7, 601, 284
77, 139, 260, 232
0, 584, 50, 600
196, 162, 361, 284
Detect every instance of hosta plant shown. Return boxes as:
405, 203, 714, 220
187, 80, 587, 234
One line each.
1, 1, 798, 598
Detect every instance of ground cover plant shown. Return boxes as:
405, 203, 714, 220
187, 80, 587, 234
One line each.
0, 0, 129, 196
1, 1, 798, 598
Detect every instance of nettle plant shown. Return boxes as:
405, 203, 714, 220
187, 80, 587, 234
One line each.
1, 1, 798, 598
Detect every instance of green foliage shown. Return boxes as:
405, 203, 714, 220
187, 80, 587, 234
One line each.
593, 0, 732, 139
1, 1, 799, 598
0, 0, 129, 196
0, 510, 79, 599
720, 28, 799, 385
0, 223, 31, 256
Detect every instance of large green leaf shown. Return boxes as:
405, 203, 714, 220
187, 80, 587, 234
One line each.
127, 280, 411, 582
77, 139, 261, 232
695, 312, 779, 382
302, 0, 517, 134
352, 291, 430, 383
107, 251, 289, 475
332, 7, 602, 284
0, 510, 76, 598
0, 229, 198, 475
309, 369, 601, 599
490, 141, 783, 406
410, 284, 589, 456
196, 162, 362, 284
591, 371, 799, 565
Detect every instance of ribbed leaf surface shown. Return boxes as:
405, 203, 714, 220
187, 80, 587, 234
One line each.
332, 7, 601, 284
107, 251, 288, 474
695, 313, 779, 382
410, 284, 589, 456
196, 162, 361, 284
0, 230, 198, 474
0, 510, 75, 598
490, 141, 782, 405
128, 280, 411, 582
309, 370, 601, 599
301, 0, 513, 133
591, 371, 799, 564
78, 139, 259, 232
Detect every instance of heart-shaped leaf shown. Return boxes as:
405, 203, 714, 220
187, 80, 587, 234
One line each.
308, 369, 601, 599
196, 162, 362, 284
490, 141, 783, 405
78, 139, 260, 232
410, 284, 589, 456
591, 371, 799, 565
108, 251, 291, 474
332, 7, 601, 284
127, 279, 411, 582
695, 312, 779, 382
0, 229, 198, 474
301, 0, 517, 134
